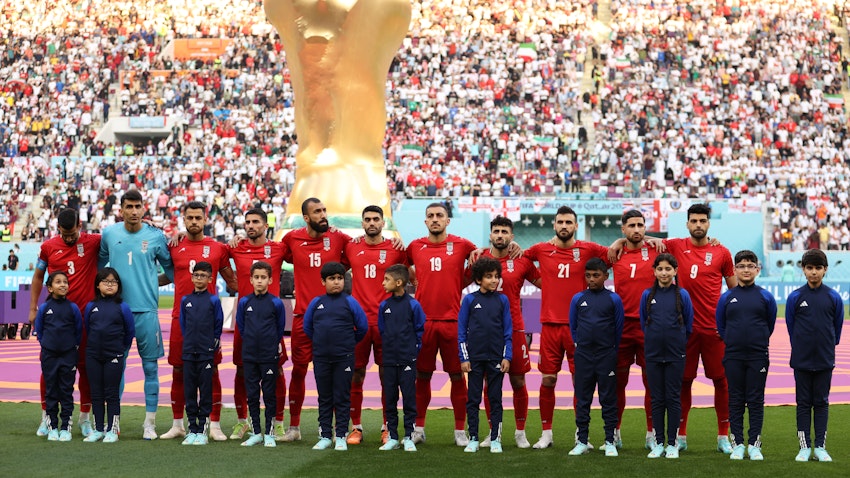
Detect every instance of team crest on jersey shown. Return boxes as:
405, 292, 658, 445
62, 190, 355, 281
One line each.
141, 241, 148, 253
641, 248, 649, 262
264, 245, 272, 259
202, 246, 210, 258
506, 259, 515, 273
77, 243, 85, 258
379, 250, 387, 264
704, 252, 713, 266
323, 237, 331, 251
572, 248, 580, 262
446, 242, 454, 256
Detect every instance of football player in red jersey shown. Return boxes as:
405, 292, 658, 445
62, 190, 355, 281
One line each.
524, 206, 609, 449
227, 208, 290, 440
406, 202, 477, 446
159, 201, 237, 441
343, 205, 408, 445
29, 208, 100, 438
610, 210, 658, 449
479, 216, 540, 448
278, 198, 352, 442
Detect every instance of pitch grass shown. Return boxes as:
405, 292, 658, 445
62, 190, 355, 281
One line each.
3, 403, 847, 478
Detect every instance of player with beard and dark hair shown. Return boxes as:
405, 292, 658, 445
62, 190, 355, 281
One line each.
342, 205, 408, 445
524, 206, 609, 450
278, 198, 352, 442
228, 208, 290, 441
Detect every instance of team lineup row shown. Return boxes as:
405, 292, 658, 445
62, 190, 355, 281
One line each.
30, 193, 843, 461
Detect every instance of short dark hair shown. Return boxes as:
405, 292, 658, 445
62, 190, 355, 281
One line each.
490, 215, 513, 231
385, 264, 409, 284
585, 257, 608, 274
183, 201, 207, 214
471, 257, 501, 283
556, 206, 577, 219
193, 261, 213, 274
250, 261, 273, 276
801, 249, 828, 268
301, 197, 322, 216
362, 205, 384, 218
734, 250, 759, 265
687, 203, 711, 219
621, 209, 644, 225
425, 202, 448, 215
321, 261, 347, 280
94, 267, 123, 302
245, 207, 267, 223
121, 188, 143, 205
57, 208, 79, 230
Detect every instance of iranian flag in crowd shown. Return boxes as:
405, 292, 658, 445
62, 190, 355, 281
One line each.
517, 42, 537, 61
402, 144, 424, 157
533, 136, 556, 149
614, 56, 631, 70
825, 94, 844, 110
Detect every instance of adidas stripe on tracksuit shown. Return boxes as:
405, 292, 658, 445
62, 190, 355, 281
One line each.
716, 283, 777, 447
379, 293, 426, 441
304, 293, 368, 440
180, 290, 224, 435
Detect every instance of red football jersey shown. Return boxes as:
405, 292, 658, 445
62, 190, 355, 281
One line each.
344, 239, 408, 325
524, 240, 609, 325
664, 237, 734, 330
482, 249, 540, 331
612, 244, 659, 319
407, 234, 476, 321
169, 237, 232, 318
37, 232, 101, 311
229, 239, 288, 298
282, 228, 351, 315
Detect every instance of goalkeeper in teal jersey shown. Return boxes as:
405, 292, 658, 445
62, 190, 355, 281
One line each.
99, 189, 174, 439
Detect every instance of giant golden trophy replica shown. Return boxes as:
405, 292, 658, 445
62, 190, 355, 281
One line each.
265, 0, 411, 229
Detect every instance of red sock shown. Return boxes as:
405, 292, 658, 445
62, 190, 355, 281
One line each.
211, 369, 222, 422
450, 378, 467, 430
275, 373, 287, 422
539, 385, 556, 431
513, 382, 528, 430
415, 376, 431, 427
713, 377, 730, 435
641, 371, 652, 431
77, 366, 91, 413
288, 363, 308, 427
483, 385, 491, 429
679, 378, 694, 435
171, 367, 185, 419
40, 375, 46, 411
235, 368, 247, 420
615, 368, 630, 429
350, 380, 363, 426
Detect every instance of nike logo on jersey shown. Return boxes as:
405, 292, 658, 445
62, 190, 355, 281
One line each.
206, 364, 212, 369
46, 309, 54, 315
730, 298, 738, 303
266, 369, 274, 375
580, 301, 588, 307
247, 306, 254, 312
759, 367, 767, 373
111, 358, 119, 363
384, 308, 391, 313
474, 303, 482, 309
317, 304, 325, 309
92, 307, 99, 312
800, 301, 809, 307
186, 303, 193, 308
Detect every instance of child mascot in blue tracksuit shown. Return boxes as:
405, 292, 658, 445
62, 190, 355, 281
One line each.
179, 261, 224, 446
35, 271, 83, 441
235, 261, 286, 448
569, 257, 624, 457
640, 253, 693, 459
304, 262, 368, 451
785, 249, 844, 463
83, 268, 135, 443
716, 250, 777, 461
458, 257, 512, 454
378, 264, 426, 452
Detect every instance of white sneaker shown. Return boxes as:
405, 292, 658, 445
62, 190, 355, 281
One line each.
279, 427, 301, 442
454, 429, 469, 447
480, 435, 491, 447
159, 426, 186, 439
533, 430, 553, 449
411, 427, 426, 444
209, 423, 227, 441
515, 430, 531, 449
143, 423, 157, 440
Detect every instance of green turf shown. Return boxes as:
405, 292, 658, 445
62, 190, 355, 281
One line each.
4, 403, 846, 477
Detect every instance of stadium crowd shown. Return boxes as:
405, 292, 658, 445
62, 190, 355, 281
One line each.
2, 0, 850, 251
